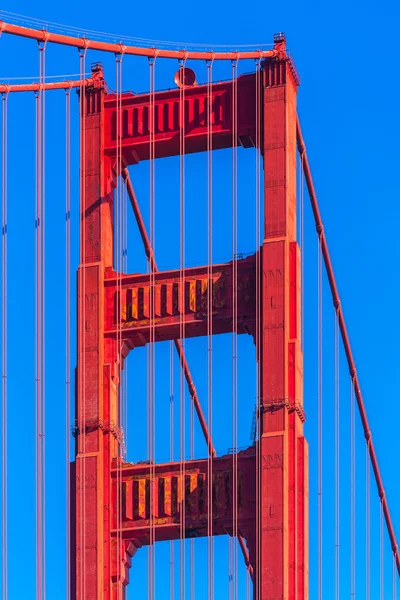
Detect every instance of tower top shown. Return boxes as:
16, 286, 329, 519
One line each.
274, 32, 286, 44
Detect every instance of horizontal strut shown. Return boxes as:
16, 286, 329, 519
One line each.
104, 256, 256, 344
105, 74, 258, 163
111, 449, 256, 548
297, 117, 400, 576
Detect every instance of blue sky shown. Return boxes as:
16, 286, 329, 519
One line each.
0, 0, 399, 598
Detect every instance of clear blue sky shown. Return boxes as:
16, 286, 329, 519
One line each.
0, 0, 399, 598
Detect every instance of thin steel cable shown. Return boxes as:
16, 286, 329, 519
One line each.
254, 57, 261, 600
1, 90, 8, 600
366, 445, 370, 600
300, 153, 304, 348
170, 341, 175, 600
65, 88, 71, 600
190, 393, 195, 600
122, 171, 128, 454
178, 57, 186, 600
229, 537, 233, 598
206, 58, 214, 600
115, 50, 124, 600
380, 503, 384, 600
297, 119, 400, 579
78, 47, 87, 600
350, 381, 355, 599
334, 315, 340, 600
40, 44, 47, 600
317, 239, 323, 600
35, 39, 47, 600
34, 88, 41, 599
231, 58, 239, 600
393, 553, 397, 600
148, 55, 156, 600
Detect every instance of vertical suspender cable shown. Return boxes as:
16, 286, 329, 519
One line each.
254, 57, 261, 600
190, 389, 194, 600
78, 47, 87, 600
317, 238, 323, 600
206, 57, 214, 600
122, 175, 128, 450
300, 154, 304, 348
334, 314, 340, 600
170, 341, 175, 600
115, 50, 124, 600
297, 119, 400, 579
148, 54, 156, 600
231, 57, 238, 600
380, 503, 384, 600
41, 45, 47, 600
178, 56, 186, 600
1, 90, 8, 600
366, 445, 370, 600
393, 553, 397, 600
65, 87, 71, 600
35, 86, 40, 600
35, 38, 47, 600
350, 381, 355, 599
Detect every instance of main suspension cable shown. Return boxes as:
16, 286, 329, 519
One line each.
0, 20, 277, 61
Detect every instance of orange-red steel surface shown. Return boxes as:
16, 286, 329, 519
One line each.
72, 35, 309, 599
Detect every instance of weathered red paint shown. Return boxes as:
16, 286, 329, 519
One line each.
73, 35, 309, 599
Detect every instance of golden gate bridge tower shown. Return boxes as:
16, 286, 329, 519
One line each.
73, 33, 307, 598
0, 15, 399, 600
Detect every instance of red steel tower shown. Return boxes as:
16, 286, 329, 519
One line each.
72, 32, 308, 599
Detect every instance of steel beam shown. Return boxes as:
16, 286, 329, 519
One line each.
104, 255, 256, 346
110, 449, 255, 550
104, 74, 258, 163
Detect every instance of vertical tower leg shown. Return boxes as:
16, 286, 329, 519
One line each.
256, 36, 308, 599
72, 66, 127, 600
